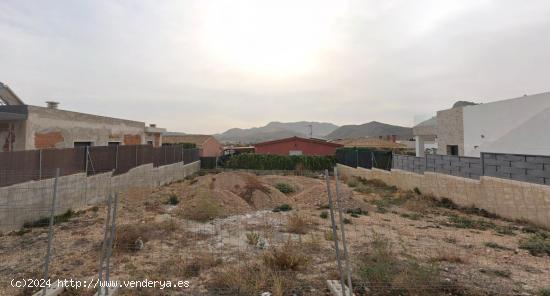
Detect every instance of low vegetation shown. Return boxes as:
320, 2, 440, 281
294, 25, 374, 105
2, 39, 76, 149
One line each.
224, 153, 335, 171
320, 211, 328, 219
356, 233, 443, 295
166, 194, 180, 205
274, 183, 295, 194
286, 215, 309, 234
262, 241, 310, 271
23, 209, 77, 228
179, 189, 222, 222
246, 232, 261, 246
273, 204, 292, 212
519, 233, 550, 256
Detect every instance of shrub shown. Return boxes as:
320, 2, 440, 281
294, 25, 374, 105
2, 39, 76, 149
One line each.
413, 187, 421, 195
435, 197, 458, 209
358, 233, 441, 295
262, 242, 309, 271
166, 194, 180, 205
343, 218, 352, 225
538, 289, 550, 296
273, 204, 292, 212
324, 230, 335, 241
23, 209, 76, 228
346, 208, 367, 216
115, 224, 151, 252
224, 153, 335, 171
484, 242, 511, 251
275, 183, 295, 194
400, 213, 422, 220
286, 215, 308, 234
446, 215, 495, 230
320, 211, 329, 219
346, 178, 359, 188
519, 234, 550, 256
208, 262, 296, 296
480, 268, 511, 278
246, 232, 261, 246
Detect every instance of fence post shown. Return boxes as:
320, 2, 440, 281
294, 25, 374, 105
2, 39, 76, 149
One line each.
104, 193, 118, 295
98, 193, 112, 290
135, 145, 139, 167
39, 149, 43, 180
334, 167, 353, 296
41, 168, 59, 296
325, 169, 346, 294
115, 145, 119, 172
481, 152, 485, 177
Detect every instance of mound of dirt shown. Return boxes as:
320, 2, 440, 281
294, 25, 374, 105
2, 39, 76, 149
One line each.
185, 172, 293, 213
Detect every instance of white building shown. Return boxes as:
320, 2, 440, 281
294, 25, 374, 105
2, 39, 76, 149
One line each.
414, 92, 550, 157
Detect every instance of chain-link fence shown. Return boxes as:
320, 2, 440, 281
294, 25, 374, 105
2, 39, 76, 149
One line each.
1, 166, 549, 295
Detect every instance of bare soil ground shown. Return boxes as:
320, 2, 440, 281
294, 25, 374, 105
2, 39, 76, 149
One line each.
0, 171, 549, 296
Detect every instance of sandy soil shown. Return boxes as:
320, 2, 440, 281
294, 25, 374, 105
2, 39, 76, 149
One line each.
0, 171, 548, 296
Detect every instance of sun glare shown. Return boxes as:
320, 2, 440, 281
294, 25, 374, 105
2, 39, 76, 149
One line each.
198, 1, 342, 78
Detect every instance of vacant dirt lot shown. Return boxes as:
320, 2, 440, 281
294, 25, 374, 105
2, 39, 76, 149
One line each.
0, 171, 549, 295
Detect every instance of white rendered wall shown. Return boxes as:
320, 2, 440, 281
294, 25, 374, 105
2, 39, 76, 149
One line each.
463, 92, 550, 157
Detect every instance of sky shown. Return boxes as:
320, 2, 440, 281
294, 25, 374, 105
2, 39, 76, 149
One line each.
1, 0, 550, 134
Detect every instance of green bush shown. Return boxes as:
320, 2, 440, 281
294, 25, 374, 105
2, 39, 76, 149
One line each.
273, 204, 292, 212
224, 154, 335, 171
519, 234, 550, 256
24, 209, 76, 228
275, 183, 295, 194
167, 194, 180, 205
320, 211, 329, 219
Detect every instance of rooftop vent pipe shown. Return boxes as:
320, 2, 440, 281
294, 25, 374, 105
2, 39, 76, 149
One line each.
46, 101, 59, 109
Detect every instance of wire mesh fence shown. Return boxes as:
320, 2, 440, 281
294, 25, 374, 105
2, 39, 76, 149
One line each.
1, 166, 549, 295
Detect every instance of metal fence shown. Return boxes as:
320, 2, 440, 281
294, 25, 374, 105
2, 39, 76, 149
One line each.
393, 152, 549, 185
0, 145, 200, 187
335, 148, 393, 171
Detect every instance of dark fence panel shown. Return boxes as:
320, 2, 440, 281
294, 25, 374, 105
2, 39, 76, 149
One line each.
183, 148, 200, 164
357, 150, 372, 169
114, 145, 139, 175
41, 148, 86, 178
88, 146, 117, 175
0, 150, 40, 186
373, 150, 393, 170
153, 146, 199, 167
337, 148, 393, 171
201, 157, 217, 169
335, 149, 357, 168
482, 152, 550, 185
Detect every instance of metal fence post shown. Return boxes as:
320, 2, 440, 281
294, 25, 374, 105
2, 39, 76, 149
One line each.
104, 193, 118, 295
334, 167, 353, 296
41, 168, 59, 296
115, 145, 119, 172
98, 193, 113, 292
39, 149, 43, 180
325, 169, 346, 294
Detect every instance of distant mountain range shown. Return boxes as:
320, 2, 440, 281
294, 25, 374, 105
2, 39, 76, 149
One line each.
215, 121, 339, 144
325, 121, 413, 140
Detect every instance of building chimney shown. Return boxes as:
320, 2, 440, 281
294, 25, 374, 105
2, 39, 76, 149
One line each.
149, 124, 156, 128
46, 101, 59, 109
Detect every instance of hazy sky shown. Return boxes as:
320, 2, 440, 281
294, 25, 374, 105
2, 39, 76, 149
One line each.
1, 0, 550, 134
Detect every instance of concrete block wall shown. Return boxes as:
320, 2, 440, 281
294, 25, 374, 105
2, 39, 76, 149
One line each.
393, 155, 426, 174
0, 161, 200, 233
338, 164, 550, 229
482, 153, 550, 185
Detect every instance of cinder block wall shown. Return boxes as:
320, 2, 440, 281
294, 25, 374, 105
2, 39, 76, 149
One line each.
338, 164, 550, 229
0, 161, 200, 233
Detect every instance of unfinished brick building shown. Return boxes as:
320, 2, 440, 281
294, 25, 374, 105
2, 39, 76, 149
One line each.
0, 82, 165, 151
